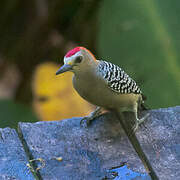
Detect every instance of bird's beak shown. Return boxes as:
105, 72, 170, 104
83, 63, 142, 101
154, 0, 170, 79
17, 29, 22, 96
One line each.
56, 64, 73, 75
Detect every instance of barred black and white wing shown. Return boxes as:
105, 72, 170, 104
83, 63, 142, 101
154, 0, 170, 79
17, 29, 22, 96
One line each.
98, 60, 142, 94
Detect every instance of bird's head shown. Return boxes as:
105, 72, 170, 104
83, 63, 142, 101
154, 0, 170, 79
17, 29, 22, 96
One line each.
56, 47, 97, 75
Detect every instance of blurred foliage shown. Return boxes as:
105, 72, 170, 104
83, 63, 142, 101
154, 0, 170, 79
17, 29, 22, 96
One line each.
32, 62, 94, 121
0, 0, 101, 126
0, 0, 102, 103
98, 0, 180, 108
0, 0, 179, 127
0, 99, 38, 129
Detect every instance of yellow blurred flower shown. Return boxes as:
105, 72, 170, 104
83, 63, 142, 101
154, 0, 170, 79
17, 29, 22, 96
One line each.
32, 62, 94, 121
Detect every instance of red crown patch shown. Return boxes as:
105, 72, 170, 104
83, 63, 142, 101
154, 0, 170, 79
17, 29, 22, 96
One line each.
65, 47, 81, 58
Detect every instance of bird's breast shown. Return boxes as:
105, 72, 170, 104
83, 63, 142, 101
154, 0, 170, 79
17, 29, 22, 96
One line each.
72, 74, 109, 106
72, 74, 131, 109
72, 73, 141, 111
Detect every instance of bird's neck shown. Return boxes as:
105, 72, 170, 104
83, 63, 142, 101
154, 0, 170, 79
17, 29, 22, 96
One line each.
74, 66, 96, 79
74, 57, 99, 77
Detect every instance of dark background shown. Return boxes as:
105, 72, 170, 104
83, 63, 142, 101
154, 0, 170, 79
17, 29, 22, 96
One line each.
0, 0, 179, 128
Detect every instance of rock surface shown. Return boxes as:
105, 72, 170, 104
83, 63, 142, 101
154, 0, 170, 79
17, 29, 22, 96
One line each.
136, 106, 180, 180
0, 106, 179, 180
18, 114, 149, 180
0, 128, 34, 180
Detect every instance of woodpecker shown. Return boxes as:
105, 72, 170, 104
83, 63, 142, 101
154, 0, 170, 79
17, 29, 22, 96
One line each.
56, 47, 148, 132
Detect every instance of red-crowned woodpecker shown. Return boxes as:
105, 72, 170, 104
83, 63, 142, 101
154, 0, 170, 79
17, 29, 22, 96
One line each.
56, 47, 149, 132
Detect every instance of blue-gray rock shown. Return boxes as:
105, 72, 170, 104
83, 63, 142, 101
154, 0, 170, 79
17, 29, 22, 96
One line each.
136, 106, 180, 180
0, 128, 34, 180
2, 106, 179, 180
18, 113, 149, 180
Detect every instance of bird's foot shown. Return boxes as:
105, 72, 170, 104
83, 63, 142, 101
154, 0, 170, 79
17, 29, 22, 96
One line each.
132, 113, 150, 133
80, 116, 94, 127
80, 107, 102, 127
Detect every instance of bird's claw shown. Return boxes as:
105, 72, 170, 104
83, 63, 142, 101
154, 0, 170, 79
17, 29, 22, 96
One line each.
80, 117, 92, 127
132, 113, 150, 133
80, 107, 102, 127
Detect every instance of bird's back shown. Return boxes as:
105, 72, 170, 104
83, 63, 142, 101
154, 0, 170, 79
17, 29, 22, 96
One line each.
97, 60, 142, 94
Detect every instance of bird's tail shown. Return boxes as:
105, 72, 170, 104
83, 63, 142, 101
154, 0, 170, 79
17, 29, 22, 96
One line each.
114, 109, 158, 179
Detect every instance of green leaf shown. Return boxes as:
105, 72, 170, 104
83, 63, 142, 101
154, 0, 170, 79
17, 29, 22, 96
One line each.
0, 99, 38, 129
98, 0, 180, 108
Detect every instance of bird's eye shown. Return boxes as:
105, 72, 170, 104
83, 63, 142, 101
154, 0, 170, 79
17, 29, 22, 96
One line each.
75, 56, 83, 63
